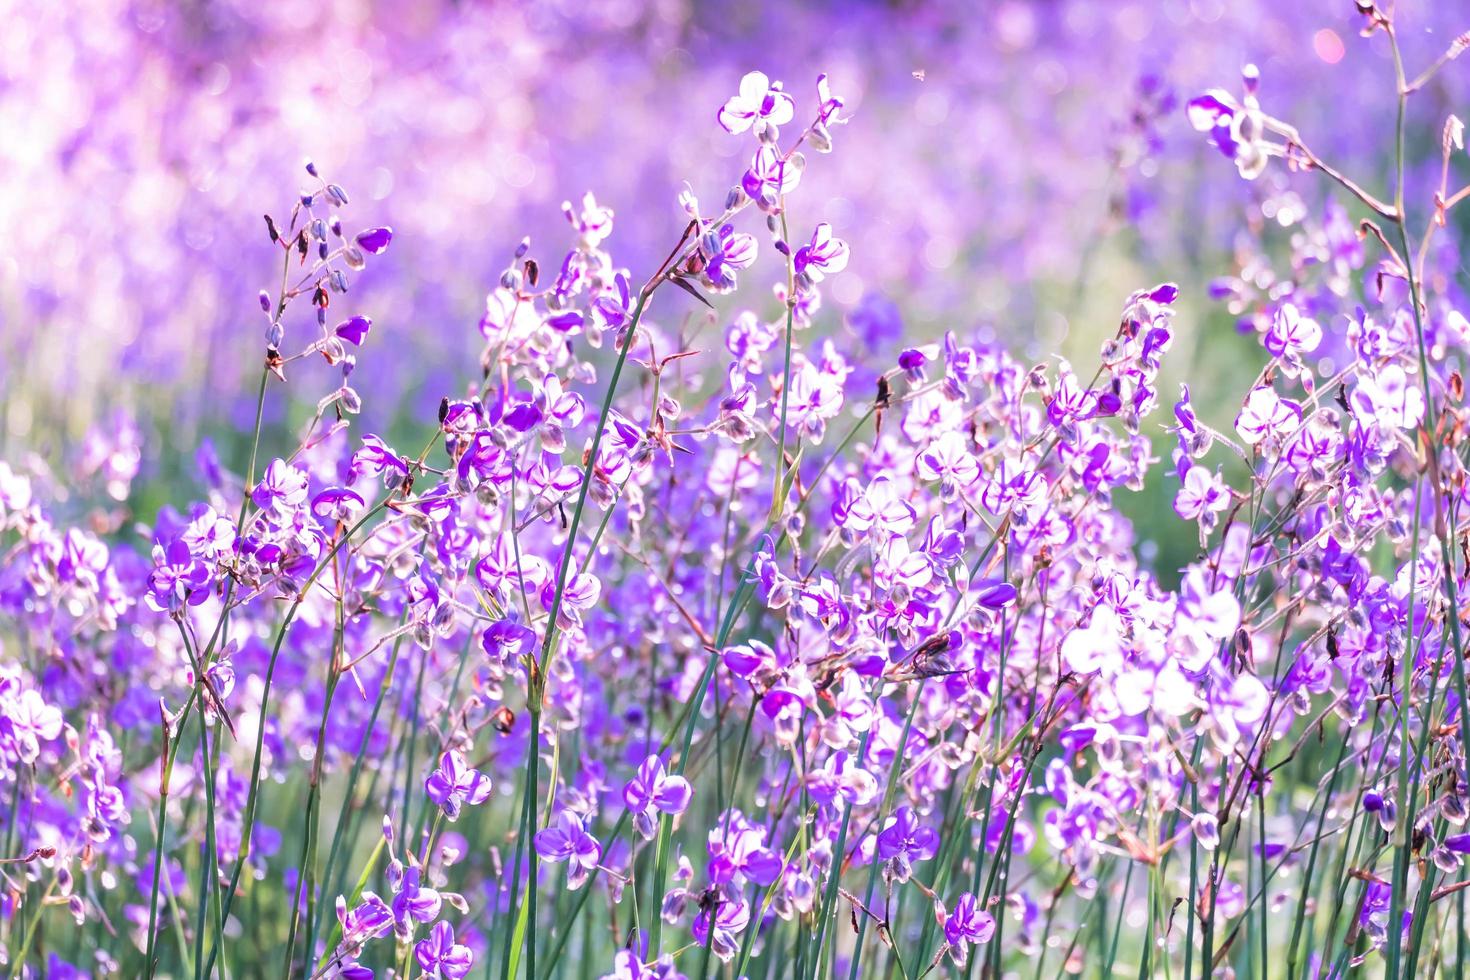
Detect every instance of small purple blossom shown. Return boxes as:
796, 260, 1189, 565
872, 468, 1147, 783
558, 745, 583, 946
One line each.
793, 222, 850, 283
415, 920, 474, 979
1235, 386, 1301, 446
354, 226, 393, 254
718, 71, 795, 135
146, 539, 211, 613
876, 806, 938, 882
534, 812, 602, 890
425, 751, 493, 821
390, 867, 442, 941
942, 892, 996, 953
623, 755, 693, 839
335, 315, 372, 346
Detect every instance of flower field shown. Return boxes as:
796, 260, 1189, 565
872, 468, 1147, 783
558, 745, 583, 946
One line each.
3, 1, 1470, 978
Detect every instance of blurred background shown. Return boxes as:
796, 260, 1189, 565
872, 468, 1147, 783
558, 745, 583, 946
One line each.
2, 0, 1466, 574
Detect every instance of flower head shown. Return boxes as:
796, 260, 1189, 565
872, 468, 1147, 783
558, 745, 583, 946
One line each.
415, 920, 474, 979
425, 751, 493, 821
623, 755, 693, 839
718, 71, 795, 135
534, 812, 602, 890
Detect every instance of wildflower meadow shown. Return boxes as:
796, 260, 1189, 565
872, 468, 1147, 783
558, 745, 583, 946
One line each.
5, 1, 1470, 977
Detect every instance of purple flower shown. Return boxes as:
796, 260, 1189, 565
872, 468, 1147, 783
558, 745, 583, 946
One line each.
943, 892, 996, 951
717, 71, 794, 135
1046, 367, 1097, 427
1351, 364, 1424, 432
1263, 303, 1321, 359
623, 755, 693, 839
181, 505, 236, 562
692, 896, 750, 962
1363, 790, 1397, 833
251, 458, 310, 515
877, 806, 938, 881
722, 640, 777, 681
972, 578, 1017, 610
503, 400, 543, 433
563, 192, 614, 247
350, 434, 410, 489
335, 315, 372, 346
311, 487, 367, 524
898, 347, 929, 382
589, 273, 632, 342
1060, 604, 1124, 675
1192, 814, 1221, 850
707, 812, 784, 887
1235, 386, 1301, 446
425, 751, 493, 821
481, 618, 535, 665
793, 222, 850, 283
1186, 82, 1269, 180
415, 920, 474, 979
1115, 661, 1197, 718
1176, 568, 1242, 668
701, 223, 758, 291
540, 568, 601, 631
599, 949, 659, 980
534, 812, 602, 890
1, 689, 63, 764
146, 539, 211, 613
781, 357, 845, 441
807, 751, 878, 808
815, 72, 845, 125
1186, 91, 1240, 158
354, 226, 393, 254
916, 432, 979, 502
1174, 466, 1229, 524
833, 475, 915, 536
520, 373, 586, 453
390, 867, 442, 940
742, 145, 802, 208
481, 286, 537, 341
335, 891, 393, 948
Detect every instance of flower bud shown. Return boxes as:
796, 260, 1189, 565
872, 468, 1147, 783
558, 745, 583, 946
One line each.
339, 386, 362, 414
661, 889, 688, 922
808, 121, 833, 153
1241, 63, 1260, 95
